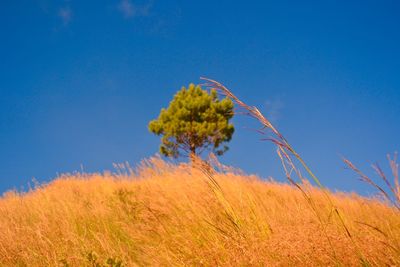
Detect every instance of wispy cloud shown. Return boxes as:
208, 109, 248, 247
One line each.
265, 97, 284, 123
118, 0, 152, 19
58, 6, 72, 26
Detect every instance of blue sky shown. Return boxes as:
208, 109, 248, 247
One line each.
0, 1, 399, 195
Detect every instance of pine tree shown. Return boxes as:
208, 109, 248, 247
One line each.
148, 83, 234, 158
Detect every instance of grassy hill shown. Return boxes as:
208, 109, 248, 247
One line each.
0, 157, 399, 266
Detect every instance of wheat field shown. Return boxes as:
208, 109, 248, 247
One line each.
0, 157, 398, 266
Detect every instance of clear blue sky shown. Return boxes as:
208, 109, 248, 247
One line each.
1, 1, 399, 195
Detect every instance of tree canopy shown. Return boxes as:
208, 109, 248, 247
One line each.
148, 83, 234, 158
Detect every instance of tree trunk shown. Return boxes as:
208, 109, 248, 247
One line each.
189, 145, 196, 165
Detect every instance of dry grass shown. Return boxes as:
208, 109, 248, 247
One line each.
0, 157, 399, 266
343, 153, 400, 211
1, 78, 399, 266
200, 77, 368, 262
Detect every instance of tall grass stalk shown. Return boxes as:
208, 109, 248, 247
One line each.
201, 77, 368, 264
343, 153, 400, 211
343, 153, 400, 257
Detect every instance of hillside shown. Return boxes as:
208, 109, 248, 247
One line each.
0, 157, 399, 266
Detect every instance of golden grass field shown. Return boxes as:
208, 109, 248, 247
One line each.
0, 157, 399, 266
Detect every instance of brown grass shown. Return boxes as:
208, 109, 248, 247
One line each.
0, 157, 399, 266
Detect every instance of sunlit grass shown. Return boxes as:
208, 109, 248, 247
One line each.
1, 79, 399, 266
0, 157, 399, 266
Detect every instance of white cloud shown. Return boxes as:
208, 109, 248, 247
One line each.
58, 6, 72, 26
265, 97, 284, 123
118, 0, 152, 19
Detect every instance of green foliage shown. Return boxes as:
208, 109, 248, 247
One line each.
149, 83, 234, 158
